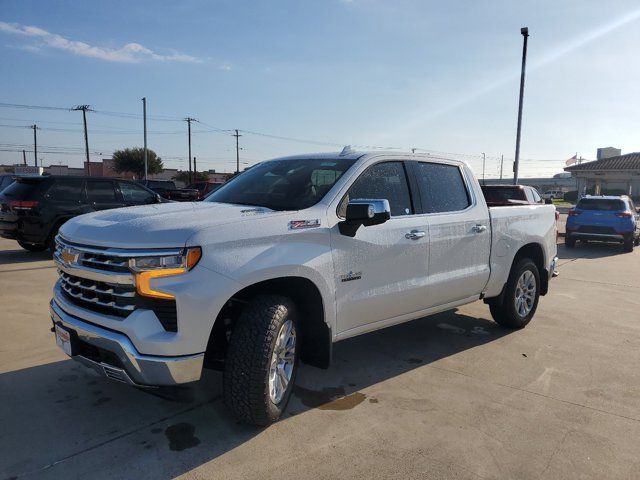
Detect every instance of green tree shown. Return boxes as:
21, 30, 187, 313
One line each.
173, 170, 209, 184
112, 148, 163, 179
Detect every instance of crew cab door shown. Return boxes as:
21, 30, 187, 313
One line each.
409, 161, 491, 306
331, 161, 430, 335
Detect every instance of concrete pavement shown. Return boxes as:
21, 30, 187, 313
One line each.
1, 237, 640, 479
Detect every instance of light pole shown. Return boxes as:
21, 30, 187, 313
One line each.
513, 27, 529, 185
482, 152, 486, 185
142, 97, 148, 180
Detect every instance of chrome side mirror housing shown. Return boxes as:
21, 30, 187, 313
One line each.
339, 199, 391, 237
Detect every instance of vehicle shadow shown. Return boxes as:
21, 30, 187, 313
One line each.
0, 247, 52, 265
0, 308, 510, 479
557, 241, 628, 261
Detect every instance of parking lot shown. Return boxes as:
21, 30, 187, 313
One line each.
2, 228, 640, 480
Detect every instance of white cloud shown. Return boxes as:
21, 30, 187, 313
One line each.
0, 21, 202, 63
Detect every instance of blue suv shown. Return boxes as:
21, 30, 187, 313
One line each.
566, 195, 640, 252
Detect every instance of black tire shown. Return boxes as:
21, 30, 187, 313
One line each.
489, 258, 541, 329
565, 235, 576, 248
223, 295, 299, 426
634, 235, 640, 247
623, 238, 634, 253
17, 240, 48, 252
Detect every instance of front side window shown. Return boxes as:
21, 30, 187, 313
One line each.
45, 179, 84, 202
206, 158, 357, 211
86, 180, 118, 203
118, 181, 156, 204
339, 161, 413, 217
414, 162, 471, 213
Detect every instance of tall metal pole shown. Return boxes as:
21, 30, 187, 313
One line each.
143, 97, 148, 180
500, 154, 504, 180
31, 125, 38, 167
22, 149, 26, 166
513, 27, 529, 185
482, 152, 486, 185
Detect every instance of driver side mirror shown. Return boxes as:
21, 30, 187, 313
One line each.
339, 199, 391, 237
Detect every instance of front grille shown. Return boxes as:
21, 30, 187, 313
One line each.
578, 225, 615, 234
54, 236, 181, 331
59, 271, 135, 317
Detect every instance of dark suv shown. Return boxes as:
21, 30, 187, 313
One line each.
0, 176, 161, 251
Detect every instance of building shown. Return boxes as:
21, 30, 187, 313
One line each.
597, 147, 621, 160
564, 152, 640, 198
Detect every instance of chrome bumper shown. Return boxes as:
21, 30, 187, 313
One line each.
50, 300, 204, 387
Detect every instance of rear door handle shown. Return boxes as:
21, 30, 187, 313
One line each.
472, 224, 487, 233
405, 230, 426, 240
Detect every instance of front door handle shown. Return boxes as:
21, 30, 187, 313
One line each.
405, 230, 426, 240
472, 224, 487, 233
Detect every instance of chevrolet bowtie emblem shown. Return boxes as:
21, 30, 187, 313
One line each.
60, 248, 79, 265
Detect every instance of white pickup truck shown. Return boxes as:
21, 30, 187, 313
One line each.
51, 151, 557, 425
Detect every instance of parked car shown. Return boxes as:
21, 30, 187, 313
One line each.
0, 176, 162, 251
541, 190, 564, 200
137, 179, 199, 201
186, 181, 223, 200
50, 151, 558, 425
0, 174, 15, 193
565, 195, 640, 251
481, 185, 546, 206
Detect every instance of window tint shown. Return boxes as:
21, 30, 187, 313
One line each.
341, 162, 413, 217
118, 181, 155, 204
576, 198, 625, 211
0, 176, 14, 190
1, 178, 43, 199
87, 180, 117, 203
414, 162, 470, 213
45, 179, 84, 202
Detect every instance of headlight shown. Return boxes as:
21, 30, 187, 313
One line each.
130, 246, 202, 299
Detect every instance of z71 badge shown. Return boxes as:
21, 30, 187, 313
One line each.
340, 271, 362, 282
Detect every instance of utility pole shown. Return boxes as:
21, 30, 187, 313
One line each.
482, 152, 486, 185
185, 117, 196, 184
193, 156, 197, 175
22, 149, 26, 165
513, 27, 529, 185
30, 125, 38, 167
500, 154, 504, 181
73, 105, 92, 176
233, 129, 242, 174
142, 97, 148, 180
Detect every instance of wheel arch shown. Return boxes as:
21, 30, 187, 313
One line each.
206, 276, 332, 370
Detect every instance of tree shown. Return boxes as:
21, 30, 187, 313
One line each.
112, 148, 163, 179
173, 170, 209, 184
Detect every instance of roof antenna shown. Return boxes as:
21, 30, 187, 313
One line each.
340, 145, 355, 156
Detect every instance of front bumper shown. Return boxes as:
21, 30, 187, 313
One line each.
50, 300, 204, 386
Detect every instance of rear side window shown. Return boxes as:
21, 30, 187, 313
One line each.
86, 180, 118, 203
45, 179, 84, 202
342, 161, 413, 217
577, 199, 625, 211
530, 188, 543, 204
414, 162, 471, 213
0, 178, 44, 199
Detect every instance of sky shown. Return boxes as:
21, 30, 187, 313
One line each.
0, 0, 639, 178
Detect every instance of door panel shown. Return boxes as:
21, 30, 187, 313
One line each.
331, 161, 430, 334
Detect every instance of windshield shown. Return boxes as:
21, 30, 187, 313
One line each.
577, 198, 625, 211
205, 158, 357, 211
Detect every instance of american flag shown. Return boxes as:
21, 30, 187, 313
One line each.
565, 154, 577, 166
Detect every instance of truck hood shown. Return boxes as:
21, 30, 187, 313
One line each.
59, 202, 281, 248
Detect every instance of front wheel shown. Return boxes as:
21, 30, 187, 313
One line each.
223, 295, 299, 426
489, 258, 540, 329
17, 240, 48, 252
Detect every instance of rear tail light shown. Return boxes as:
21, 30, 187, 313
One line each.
9, 200, 39, 210
616, 212, 633, 218
568, 210, 580, 216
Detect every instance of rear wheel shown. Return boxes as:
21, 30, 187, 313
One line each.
17, 240, 48, 252
223, 295, 299, 426
489, 258, 540, 329
565, 235, 576, 248
623, 237, 634, 253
